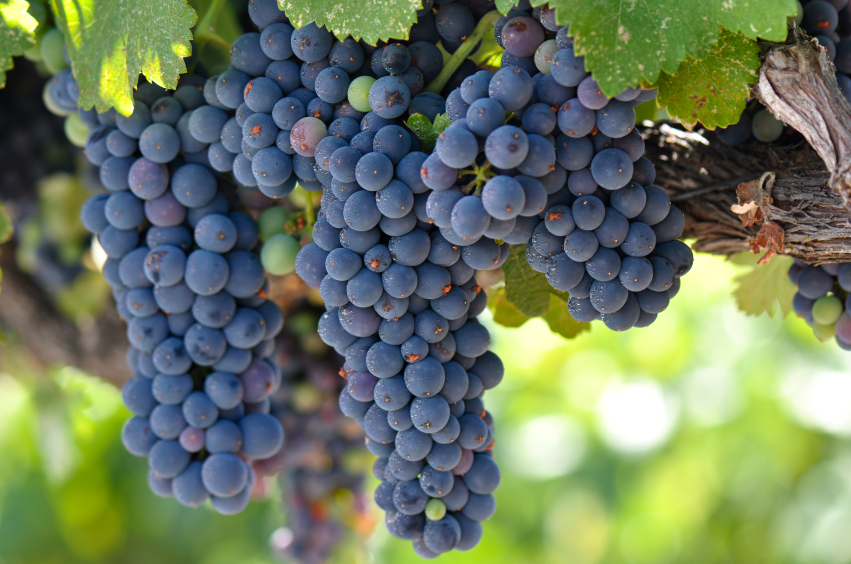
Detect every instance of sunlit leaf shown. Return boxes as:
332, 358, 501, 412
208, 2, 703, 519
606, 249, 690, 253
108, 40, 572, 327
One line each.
732, 253, 796, 318
545, 0, 796, 97
279, 0, 421, 44
405, 112, 451, 154
489, 286, 531, 328
657, 30, 760, 130
544, 294, 590, 339
0, 0, 39, 88
50, 0, 197, 115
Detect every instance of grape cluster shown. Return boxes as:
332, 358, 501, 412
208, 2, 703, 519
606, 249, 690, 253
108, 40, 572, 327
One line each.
71, 73, 285, 514
717, 0, 851, 146
789, 260, 851, 349
217, 0, 497, 204
220, 0, 506, 556
430, 6, 692, 331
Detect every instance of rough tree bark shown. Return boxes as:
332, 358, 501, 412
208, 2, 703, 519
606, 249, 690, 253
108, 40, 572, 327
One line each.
650, 32, 851, 264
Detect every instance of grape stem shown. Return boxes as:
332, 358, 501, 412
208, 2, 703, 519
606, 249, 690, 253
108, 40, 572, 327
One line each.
194, 0, 231, 52
424, 10, 502, 95
459, 161, 495, 196
296, 186, 316, 229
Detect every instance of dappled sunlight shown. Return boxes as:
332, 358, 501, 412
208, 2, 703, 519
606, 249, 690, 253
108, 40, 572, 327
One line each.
5, 250, 851, 563
782, 370, 851, 436
596, 379, 679, 455
503, 414, 587, 479
51, 0, 195, 114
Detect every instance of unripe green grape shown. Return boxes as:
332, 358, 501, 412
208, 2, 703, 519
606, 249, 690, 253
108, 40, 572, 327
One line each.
261, 233, 300, 275
22, 43, 42, 62
40, 28, 68, 74
814, 322, 836, 342
793, 0, 804, 25
347, 76, 375, 113
425, 498, 446, 521
534, 39, 559, 74
813, 295, 843, 325
288, 186, 319, 211
64, 112, 89, 147
751, 110, 784, 143
257, 206, 292, 241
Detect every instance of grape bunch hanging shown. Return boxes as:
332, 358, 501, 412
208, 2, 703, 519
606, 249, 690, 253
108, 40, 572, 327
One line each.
43, 0, 704, 555
54, 64, 286, 513
262, 302, 370, 564
230, 2, 507, 557
429, 10, 692, 331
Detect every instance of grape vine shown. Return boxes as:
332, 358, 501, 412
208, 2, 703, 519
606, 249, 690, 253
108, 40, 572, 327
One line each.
5, 0, 851, 561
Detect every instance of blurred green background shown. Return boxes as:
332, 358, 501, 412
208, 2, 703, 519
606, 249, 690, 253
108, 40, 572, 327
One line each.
2, 252, 849, 564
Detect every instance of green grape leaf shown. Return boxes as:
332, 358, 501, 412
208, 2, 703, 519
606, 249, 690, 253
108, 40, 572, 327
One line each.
495, 0, 520, 15
488, 286, 531, 328
502, 244, 552, 317
279, 0, 421, 45
405, 112, 450, 153
50, 0, 197, 115
731, 253, 796, 319
657, 30, 760, 130
547, 0, 797, 97
544, 294, 590, 339
0, 0, 39, 88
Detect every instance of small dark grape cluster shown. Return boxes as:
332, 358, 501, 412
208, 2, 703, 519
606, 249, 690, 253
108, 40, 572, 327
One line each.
429, 6, 692, 331
789, 260, 851, 349
58, 70, 285, 513
252, 303, 370, 564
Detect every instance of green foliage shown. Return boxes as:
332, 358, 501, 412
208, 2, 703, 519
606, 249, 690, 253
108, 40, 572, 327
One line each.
497, 246, 591, 339
0, 364, 286, 563
543, 294, 590, 339
49, 0, 197, 115
38, 173, 89, 244
0, 0, 39, 88
55, 270, 111, 320
657, 30, 760, 130
489, 286, 531, 327
495, 0, 520, 14
489, 287, 590, 339
0, 202, 12, 245
502, 244, 552, 317
405, 112, 450, 153
544, 0, 796, 97
0, 202, 10, 343
278, 0, 422, 44
731, 252, 796, 319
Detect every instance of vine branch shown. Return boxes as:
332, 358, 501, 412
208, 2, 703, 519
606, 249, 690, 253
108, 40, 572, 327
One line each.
424, 10, 501, 94
193, 0, 231, 55
755, 29, 851, 214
